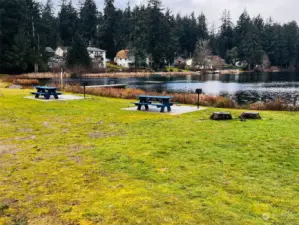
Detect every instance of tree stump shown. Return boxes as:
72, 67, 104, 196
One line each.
210, 112, 233, 120
240, 112, 261, 119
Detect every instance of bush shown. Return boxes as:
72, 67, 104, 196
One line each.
106, 68, 118, 73
70, 73, 80, 79
13, 79, 39, 85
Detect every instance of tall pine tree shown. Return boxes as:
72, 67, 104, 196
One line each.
79, 0, 98, 46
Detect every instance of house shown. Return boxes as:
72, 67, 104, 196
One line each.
48, 55, 65, 70
174, 57, 186, 65
55, 46, 69, 58
45, 47, 55, 54
186, 58, 193, 67
174, 56, 186, 69
53, 46, 107, 68
87, 47, 107, 69
207, 55, 225, 69
114, 49, 151, 68
193, 55, 225, 70
114, 50, 135, 68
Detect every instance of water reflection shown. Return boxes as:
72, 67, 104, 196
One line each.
51, 72, 299, 105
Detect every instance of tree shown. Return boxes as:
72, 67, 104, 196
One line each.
58, 1, 78, 46
41, 0, 58, 48
130, 6, 148, 67
197, 13, 208, 41
0, 0, 44, 73
146, 0, 173, 69
192, 40, 211, 68
113, 3, 132, 52
99, 0, 117, 58
66, 35, 91, 69
218, 10, 234, 58
79, 0, 98, 46
5, 29, 33, 73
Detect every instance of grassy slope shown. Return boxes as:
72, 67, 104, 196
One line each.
0, 89, 298, 225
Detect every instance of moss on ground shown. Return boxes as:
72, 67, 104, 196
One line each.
0, 89, 298, 225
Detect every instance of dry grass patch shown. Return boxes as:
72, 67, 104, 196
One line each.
0, 144, 18, 155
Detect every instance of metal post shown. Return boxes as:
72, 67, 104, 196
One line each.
82, 82, 88, 98
195, 89, 202, 109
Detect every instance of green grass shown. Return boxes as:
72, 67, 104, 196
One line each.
106, 62, 124, 70
0, 89, 298, 225
0, 76, 9, 88
165, 66, 190, 72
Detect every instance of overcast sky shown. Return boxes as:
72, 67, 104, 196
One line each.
45, 0, 298, 28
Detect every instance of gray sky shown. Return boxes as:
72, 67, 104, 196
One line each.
45, 0, 298, 28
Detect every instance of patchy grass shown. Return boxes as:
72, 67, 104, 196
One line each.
165, 66, 190, 72
0, 77, 9, 88
106, 62, 124, 70
0, 89, 299, 225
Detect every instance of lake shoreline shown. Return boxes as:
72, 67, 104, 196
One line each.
4, 69, 298, 79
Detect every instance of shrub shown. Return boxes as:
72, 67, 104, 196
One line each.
70, 73, 80, 79
13, 79, 39, 85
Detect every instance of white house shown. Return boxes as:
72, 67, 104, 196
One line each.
114, 49, 152, 68
114, 49, 134, 68
87, 47, 107, 68
55, 46, 69, 58
54, 46, 106, 68
186, 58, 193, 67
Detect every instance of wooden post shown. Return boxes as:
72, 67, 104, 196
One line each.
60, 67, 63, 90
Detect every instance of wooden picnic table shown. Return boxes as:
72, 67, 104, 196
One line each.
134, 95, 173, 112
31, 86, 62, 99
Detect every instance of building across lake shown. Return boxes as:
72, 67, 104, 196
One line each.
47, 46, 106, 69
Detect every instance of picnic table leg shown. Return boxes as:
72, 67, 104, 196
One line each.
160, 106, 165, 113
137, 105, 142, 110
35, 94, 39, 98
145, 104, 149, 110
167, 105, 171, 112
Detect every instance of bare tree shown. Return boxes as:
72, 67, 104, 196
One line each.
192, 40, 212, 69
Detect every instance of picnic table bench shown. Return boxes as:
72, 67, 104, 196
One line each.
134, 95, 173, 113
31, 86, 62, 99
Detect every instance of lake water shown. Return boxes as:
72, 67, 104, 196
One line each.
51, 72, 299, 105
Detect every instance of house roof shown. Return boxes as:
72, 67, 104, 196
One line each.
87, 47, 106, 52
56, 46, 70, 51
45, 47, 55, 53
116, 49, 130, 59
175, 57, 186, 62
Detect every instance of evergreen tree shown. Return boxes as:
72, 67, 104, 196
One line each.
164, 9, 178, 64
0, 0, 24, 73
130, 6, 148, 67
41, 0, 58, 48
66, 34, 91, 69
79, 0, 98, 46
6, 28, 33, 73
146, 0, 170, 69
0, 0, 44, 73
58, 1, 78, 46
100, 0, 117, 58
218, 10, 234, 58
197, 13, 208, 41
114, 3, 132, 51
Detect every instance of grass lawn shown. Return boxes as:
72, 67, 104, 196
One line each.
0, 89, 298, 225
165, 66, 190, 72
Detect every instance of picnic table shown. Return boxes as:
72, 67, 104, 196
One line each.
31, 86, 62, 99
134, 95, 173, 113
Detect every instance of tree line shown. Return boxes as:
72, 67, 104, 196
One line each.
1, 0, 299, 73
